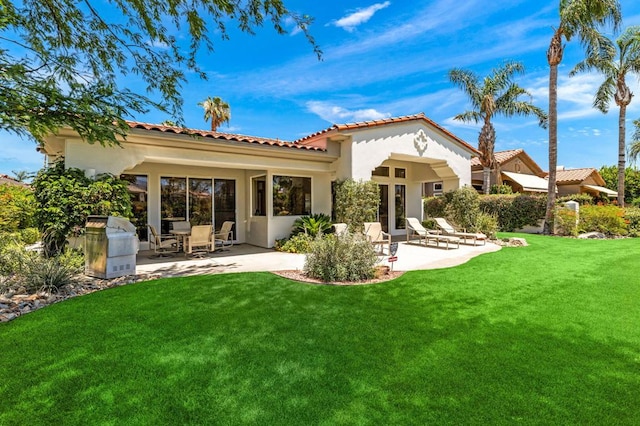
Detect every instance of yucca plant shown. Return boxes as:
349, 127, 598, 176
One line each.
291, 213, 332, 238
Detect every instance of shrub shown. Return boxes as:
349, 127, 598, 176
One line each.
479, 194, 546, 232
32, 161, 132, 257
444, 186, 480, 230
291, 213, 332, 238
19, 228, 40, 245
304, 233, 377, 282
624, 207, 640, 237
423, 196, 446, 219
0, 184, 35, 232
474, 212, 499, 239
578, 205, 627, 236
24, 257, 76, 293
554, 208, 579, 236
333, 179, 379, 232
274, 234, 313, 253
490, 184, 513, 194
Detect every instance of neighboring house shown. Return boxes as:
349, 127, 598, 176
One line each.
0, 175, 30, 188
40, 113, 479, 249
554, 167, 617, 199
471, 149, 550, 194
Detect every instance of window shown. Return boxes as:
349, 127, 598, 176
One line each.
372, 166, 389, 177
252, 176, 266, 216
395, 184, 406, 229
395, 168, 406, 178
189, 178, 212, 225
273, 176, 311, 216
120, 174, 148, 241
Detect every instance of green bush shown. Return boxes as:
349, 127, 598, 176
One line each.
304, 233, 377, 282
474, 212, 499, 238
555, 208, 579, 237
444, 186, 480, 230
24, 256, 76, 293
557, 193, 594, 205
291, 213, 332, 238
479, 194, 546, 232
578, 205, 627, 236
423, 196, 446, 219
274, 234, 314, 253
624, 207, 640, 237
32, 161, 132, 257
0, 184, 35, 232
19, 228, 40, 245
490, 184, 513, 194
333, 179, 379, 232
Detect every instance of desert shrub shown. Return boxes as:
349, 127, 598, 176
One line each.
291, 213, 332, 238
19, 228, 40, 245
304, 233, 377, 282
444, 186, 480, 230
557, 193, 594, 205
422, 218, 437, 230
274, 234, 314, 253
333, 179, 379, 232
423, 196, 446, 219
32, 161, 132, 257
0, 184, 35, 232
57, 248, 85, 273
474, 212, 499, 238
0, 239, 38, 281
554, 208, 579, 236
23, 256, 76, 293
479, 194, 546, 231
490, 184, 513, 194
578, 205, 627, 236
624, 207, 640, 237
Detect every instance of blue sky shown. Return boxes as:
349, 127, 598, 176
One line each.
3, 0, 640, 177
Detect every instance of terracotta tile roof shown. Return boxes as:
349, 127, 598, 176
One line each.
554, 168, 599, 184
470, 149, 523, 167
295, 113, 479, 155
0, 175, 30, 188
126, 121, 325, 152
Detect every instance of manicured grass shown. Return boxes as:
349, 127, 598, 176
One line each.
1, 234, 639, 424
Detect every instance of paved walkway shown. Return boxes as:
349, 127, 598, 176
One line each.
136, 240, 501, 278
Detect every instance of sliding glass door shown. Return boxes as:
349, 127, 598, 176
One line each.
214, 179, 236, 239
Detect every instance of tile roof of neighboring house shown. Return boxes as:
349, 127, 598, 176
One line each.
0, 175, 30, 188
126, 121, 326, 151
554, 168, 601, 184
295, 113, 479, 155
470, 149, 523, 167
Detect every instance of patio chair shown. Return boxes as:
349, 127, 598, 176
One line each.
363, 222, 391, 255
433, 217, 486, 246
185, 224, 214, 256
214, 221, 234, 251
333, 223, 348, 236
148, 224, 179, 257
171, 221, 191, 232
405, 217, 460, 249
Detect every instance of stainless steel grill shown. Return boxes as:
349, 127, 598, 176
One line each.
85, 216, 139, 279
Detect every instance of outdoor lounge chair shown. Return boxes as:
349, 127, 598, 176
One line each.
214, 221, 234, 251
148, 224, 179, 257
433, 217, 486, 246
405, 217, 460, 249
363, 222, 391, 255
185, 224, 214, 255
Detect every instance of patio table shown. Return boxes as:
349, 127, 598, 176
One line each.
169, 229, 190, 252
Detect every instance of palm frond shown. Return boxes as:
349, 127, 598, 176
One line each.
593, 77, 616, 113
453, 111, 483, 124
448, 68, 482, 110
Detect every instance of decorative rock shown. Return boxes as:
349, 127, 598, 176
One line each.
578, 232, 606, 239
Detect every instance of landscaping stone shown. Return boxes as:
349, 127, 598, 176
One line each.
578, 232, 606, 239
494, 237, 528, 247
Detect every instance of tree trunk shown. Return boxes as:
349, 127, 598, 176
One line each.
478, 121, 495, 194
483, 167, 490, 194
545, 31, 562, 235
618, 103, 626, 206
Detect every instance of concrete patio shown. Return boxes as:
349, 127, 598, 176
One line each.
136, 239, 501, 278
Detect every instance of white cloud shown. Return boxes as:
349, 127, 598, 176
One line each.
331, 2, 391, 32
306, 101, 390, 123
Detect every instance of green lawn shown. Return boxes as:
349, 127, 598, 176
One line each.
1, 234, 639, 424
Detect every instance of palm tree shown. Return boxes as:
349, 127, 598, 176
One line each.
544, 0, 621, 233
571, 26, 640, 206
449, 61, 547, 194
198, 96, 231, 131
11, 170, 33, 182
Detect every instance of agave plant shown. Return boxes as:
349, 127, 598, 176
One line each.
291, 213, 332, 238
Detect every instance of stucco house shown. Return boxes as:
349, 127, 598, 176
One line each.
40, 113, 479, 249
471, 149, 550, 193
554, 167, 617, 199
